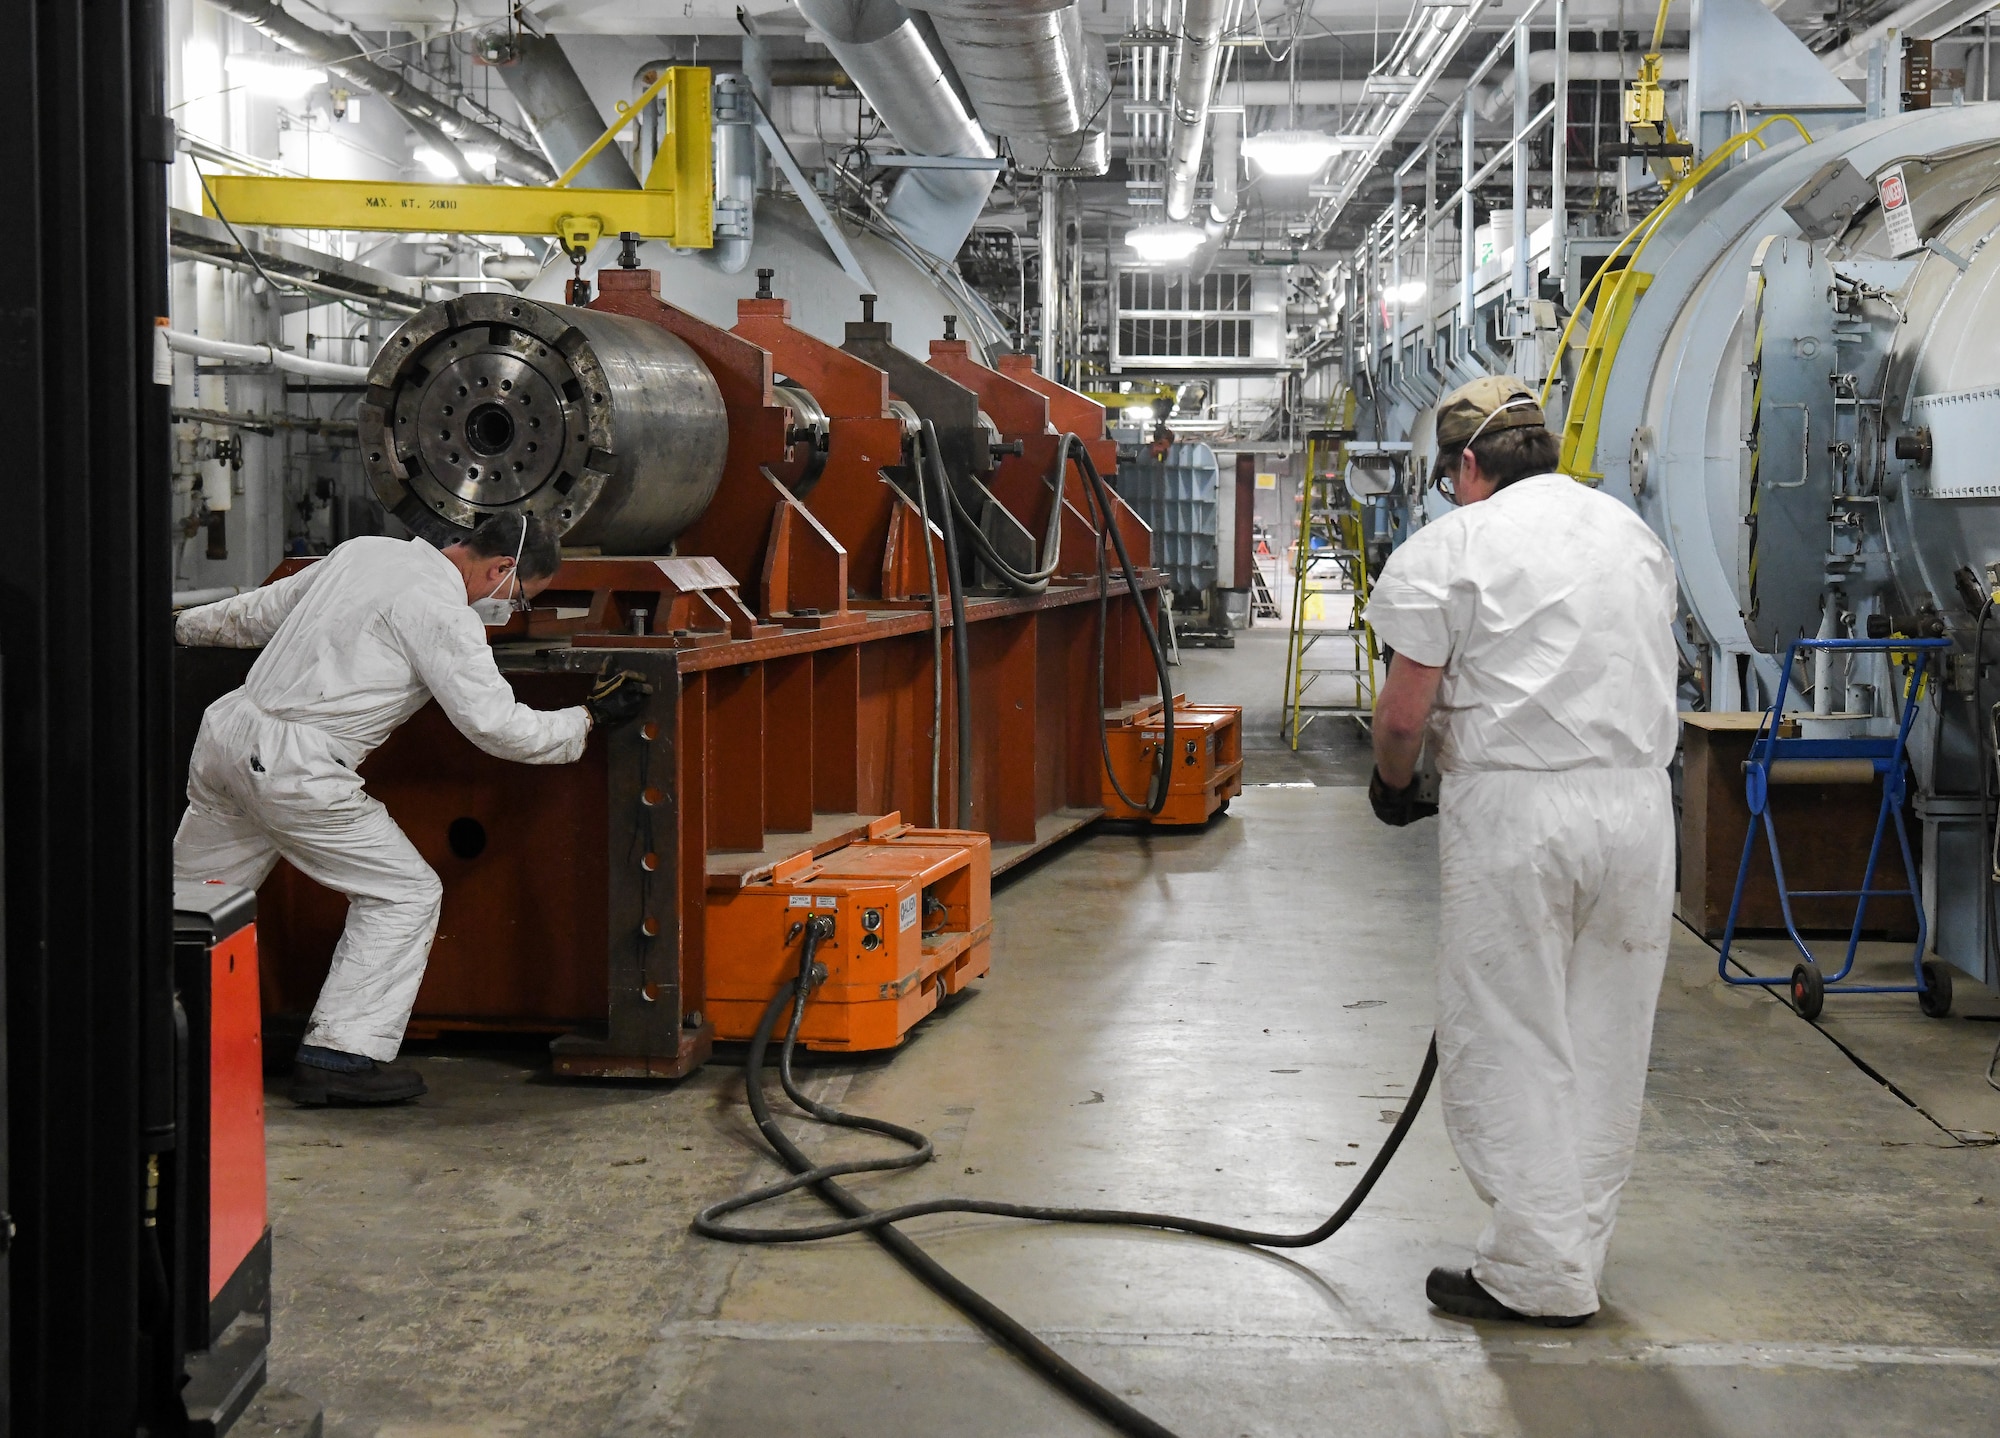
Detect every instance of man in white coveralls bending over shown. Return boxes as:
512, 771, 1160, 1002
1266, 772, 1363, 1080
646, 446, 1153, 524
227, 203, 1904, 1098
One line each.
175, 515, 648, 1106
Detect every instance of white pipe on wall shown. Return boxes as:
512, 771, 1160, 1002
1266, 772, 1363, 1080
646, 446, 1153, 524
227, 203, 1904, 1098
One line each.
163, 329, 373, 384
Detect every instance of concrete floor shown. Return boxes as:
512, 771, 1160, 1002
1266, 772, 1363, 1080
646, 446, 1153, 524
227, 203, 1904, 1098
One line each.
263, 625, 2000, 1438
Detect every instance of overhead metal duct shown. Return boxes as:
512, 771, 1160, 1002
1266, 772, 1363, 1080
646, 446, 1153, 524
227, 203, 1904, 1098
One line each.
1163, 0, 1230, 221
205, 0, 553, 183
793, 0, 999, 258
476, 32, 639, 189
915, 0, 1110, 175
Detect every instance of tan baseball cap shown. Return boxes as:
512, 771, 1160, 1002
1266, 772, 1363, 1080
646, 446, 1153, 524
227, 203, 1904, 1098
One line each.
1433, 375, 1546, 461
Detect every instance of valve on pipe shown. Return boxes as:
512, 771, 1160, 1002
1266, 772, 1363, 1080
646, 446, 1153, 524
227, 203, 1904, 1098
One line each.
360, 292, 728, 554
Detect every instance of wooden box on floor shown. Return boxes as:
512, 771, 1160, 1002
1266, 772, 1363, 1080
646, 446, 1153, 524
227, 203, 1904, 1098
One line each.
1679, 713, 1917, 939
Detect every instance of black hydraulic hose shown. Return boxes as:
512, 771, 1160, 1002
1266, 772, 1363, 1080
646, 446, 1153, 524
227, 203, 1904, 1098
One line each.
931, 431, 1076, 596
921, 422, 976, 829
695, 927, 1437, 1438
1071, 440, 1176, 815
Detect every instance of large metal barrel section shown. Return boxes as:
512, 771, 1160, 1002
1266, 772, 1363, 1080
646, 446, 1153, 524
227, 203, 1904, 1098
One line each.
360, 292, 728, 553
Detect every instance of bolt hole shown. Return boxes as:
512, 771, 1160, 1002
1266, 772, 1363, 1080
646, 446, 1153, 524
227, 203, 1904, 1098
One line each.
447, 817, 487, 860
464, 402, 516, 455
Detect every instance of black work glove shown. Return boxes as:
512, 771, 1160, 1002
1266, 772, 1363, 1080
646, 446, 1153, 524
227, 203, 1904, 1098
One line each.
1368, 766, 1438, 827
585, 669, 652, 730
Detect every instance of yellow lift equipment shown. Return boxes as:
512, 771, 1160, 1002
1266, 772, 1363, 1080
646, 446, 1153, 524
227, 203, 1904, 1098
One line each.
203, 66, 714, 256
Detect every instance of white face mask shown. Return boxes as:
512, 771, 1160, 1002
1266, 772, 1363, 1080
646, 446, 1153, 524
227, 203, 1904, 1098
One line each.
469, 521, 527, 627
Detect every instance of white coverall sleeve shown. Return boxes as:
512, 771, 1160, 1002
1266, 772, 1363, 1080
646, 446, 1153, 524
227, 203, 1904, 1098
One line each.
1362, 537, 1456, 667
175, 566, 323, 648
391, 592, 591, 765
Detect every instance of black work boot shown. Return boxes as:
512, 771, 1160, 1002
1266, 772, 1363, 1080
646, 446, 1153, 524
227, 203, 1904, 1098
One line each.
1426, 1267, 1593, 1328
289, 1044, 428, 1106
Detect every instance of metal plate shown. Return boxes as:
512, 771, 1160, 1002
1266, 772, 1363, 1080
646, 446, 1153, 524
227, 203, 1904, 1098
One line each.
410, 348, 573, 506
1912, 386, 2000, 499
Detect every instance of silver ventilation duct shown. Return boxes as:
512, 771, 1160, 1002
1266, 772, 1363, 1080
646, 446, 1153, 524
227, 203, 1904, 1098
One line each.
476, 32, 639, 190
913, 0, 1109, 176
792, 0, 999, 258
1163, 0, 1230, 221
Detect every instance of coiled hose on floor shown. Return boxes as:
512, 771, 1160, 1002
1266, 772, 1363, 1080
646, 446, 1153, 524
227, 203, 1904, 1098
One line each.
695, 920, 1439, 1438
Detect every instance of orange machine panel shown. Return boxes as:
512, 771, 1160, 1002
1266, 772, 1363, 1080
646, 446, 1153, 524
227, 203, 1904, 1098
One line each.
208, 918, 266, 1298
1102, 699, 1245, 825
705, 816, 992, 1050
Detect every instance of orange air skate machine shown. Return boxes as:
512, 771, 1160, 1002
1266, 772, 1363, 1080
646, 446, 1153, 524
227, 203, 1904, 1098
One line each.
189, 265, 1236, 1075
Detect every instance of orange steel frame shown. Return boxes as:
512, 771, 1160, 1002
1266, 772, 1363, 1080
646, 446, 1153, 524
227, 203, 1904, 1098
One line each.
230, 266, 1180, 1077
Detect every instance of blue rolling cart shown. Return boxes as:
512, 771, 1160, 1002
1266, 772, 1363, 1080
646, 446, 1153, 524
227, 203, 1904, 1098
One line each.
1716, 636, 1956, 1020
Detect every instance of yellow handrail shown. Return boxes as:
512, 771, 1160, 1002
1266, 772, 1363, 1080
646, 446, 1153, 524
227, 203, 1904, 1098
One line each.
1539, 113, 1815, 408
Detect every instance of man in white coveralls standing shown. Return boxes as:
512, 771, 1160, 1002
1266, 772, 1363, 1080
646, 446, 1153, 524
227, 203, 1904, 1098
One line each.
1362, 376, 1680, 1326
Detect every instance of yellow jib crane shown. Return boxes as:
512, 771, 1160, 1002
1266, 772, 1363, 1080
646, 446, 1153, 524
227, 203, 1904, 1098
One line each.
202, 66, 715, 256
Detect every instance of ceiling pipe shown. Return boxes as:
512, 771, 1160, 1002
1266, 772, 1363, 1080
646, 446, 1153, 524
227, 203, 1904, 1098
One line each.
475, 32, 638, 189
793, 0, 999, 259
1481, 49, 1685, 116
770, 58, 854, 87
1189, 107, 1240, 276
1164, 0, 1232, 221
910, 0, 1111, 176
1216, 53, 1684, 113
205, 0, 553, 183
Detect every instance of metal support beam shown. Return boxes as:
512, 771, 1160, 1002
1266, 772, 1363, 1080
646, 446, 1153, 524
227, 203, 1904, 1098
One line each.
747, 94, 873, 290
1039, 173, 1060, 379
1511, 24, 1531, 306
1461, 95, 1477, 343
1552, 0, 1569, 308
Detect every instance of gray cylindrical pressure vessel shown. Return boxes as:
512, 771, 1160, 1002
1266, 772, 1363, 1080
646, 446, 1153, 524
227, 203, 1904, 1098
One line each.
360, 292, 727, 554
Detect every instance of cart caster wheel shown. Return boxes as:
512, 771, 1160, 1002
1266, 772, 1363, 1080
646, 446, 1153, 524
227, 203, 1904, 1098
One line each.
1919, 960, 1954, 1018
1790, 963, 1825, 1021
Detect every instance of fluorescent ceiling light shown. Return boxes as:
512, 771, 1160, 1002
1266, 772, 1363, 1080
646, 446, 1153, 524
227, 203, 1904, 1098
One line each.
225, 52, 327, 99
1126, 223, 1206, 262
1241, 129, 1347, 176
413, 147, 459, 179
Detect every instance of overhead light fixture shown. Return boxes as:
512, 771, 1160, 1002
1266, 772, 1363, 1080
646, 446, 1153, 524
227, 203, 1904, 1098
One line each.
224, 51, 327, 99
1387, 280, 1426, 304
1126, 223, 1206, 262
1241, 129, 1348, 177
413, 147, 460, 179
1122, 404, 1159, 424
